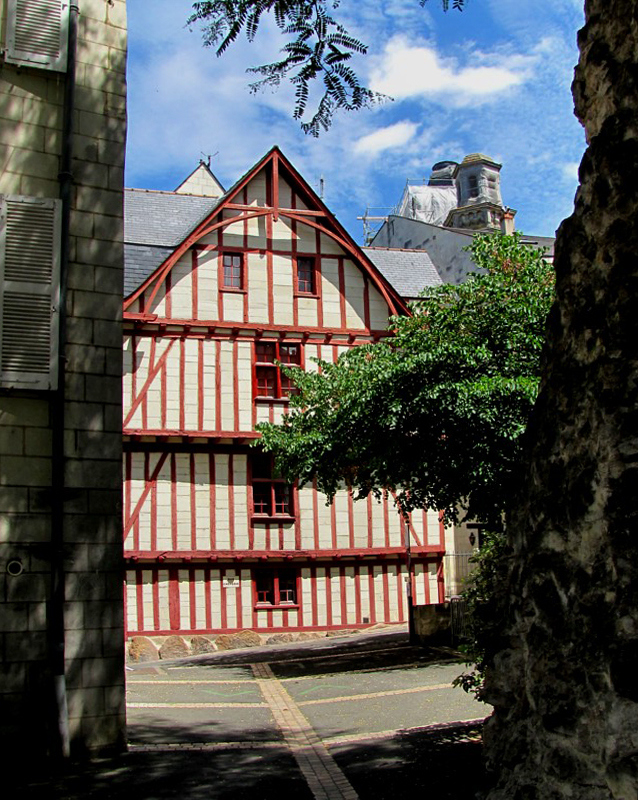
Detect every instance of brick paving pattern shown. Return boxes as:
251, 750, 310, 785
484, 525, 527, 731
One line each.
252, 662, 360, 800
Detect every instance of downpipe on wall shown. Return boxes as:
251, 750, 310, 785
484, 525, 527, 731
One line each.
49, 0, 80, 760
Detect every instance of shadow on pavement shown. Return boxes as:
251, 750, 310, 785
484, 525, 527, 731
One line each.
147, 629, 464, 681
332, 723, 488, 800
127, 715, 285, 745
8, 632, 486, 798
7, 747, 313, 800
7, 722, 488, 800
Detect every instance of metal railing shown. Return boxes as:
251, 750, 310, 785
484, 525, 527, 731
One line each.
443, 552, 476, 599
450, 596, 469, 643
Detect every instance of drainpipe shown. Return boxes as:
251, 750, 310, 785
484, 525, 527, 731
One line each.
50, 0, 79, 760
404, 518, 417, 645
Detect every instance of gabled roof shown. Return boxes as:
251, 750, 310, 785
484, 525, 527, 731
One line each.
124, 189, 221, 296
125, 189, 220, 246
174, 161, 225, 197
124, 147, 409, 317
363, 247, 442, 299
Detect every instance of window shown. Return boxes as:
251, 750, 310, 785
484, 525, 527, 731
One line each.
254, 340, 302, 399
251, 453, 294, 519
0, 195, 61, 390
468, 175, 479, 199
255, 568, 298, 606
5, 0, 70, 72
296, 256, 315, 294
222, 253, 244, 289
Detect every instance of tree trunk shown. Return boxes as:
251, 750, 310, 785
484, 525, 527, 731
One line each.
484, 2, 638, 797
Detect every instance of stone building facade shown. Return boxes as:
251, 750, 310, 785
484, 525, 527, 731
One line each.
0, 0, 127, 757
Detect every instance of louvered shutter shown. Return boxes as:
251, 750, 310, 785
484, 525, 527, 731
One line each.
0, 196, 61, 390
5, 0, 69, 72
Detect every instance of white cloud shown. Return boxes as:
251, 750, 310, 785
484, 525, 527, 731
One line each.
369, 37, 529, 105
125, 0, 586, 240
561, 161, 580, 182
353, 121, 419, 155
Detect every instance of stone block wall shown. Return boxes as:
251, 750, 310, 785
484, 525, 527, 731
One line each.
0, 0, 127, 757
413, 603, 451, 645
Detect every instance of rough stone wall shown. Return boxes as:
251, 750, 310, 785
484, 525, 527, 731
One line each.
0, 0, 127, 756
484, 2, 638, 797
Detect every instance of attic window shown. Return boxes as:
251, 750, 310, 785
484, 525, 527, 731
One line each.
222, 253, 244, 290
296, 256, 316, 295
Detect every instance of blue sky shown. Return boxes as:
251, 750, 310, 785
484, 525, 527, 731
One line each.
126, 0, 586, 242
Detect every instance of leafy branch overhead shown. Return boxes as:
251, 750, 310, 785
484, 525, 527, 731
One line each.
188, 1, 466, 135
257, 233, 555, 528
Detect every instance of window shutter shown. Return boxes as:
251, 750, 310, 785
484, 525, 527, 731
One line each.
0, 195, 61, 390
5, 0, 69, 72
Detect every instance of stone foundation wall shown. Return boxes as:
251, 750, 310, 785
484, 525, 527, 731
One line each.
126, 623, 405, 663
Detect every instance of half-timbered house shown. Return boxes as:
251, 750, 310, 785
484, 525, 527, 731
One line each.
123, 148, 455, 639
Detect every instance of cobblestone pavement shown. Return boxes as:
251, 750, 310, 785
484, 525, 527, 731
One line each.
10, 629, 489, 799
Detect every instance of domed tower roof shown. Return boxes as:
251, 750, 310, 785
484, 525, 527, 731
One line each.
428, 160, 458, 186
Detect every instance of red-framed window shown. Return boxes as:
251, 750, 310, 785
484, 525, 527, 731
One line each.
254, 340, 302, 399
296, 256, 316, 294
254, 568, 298, 606
222, 253, 244, 290
251, 453, 294, 520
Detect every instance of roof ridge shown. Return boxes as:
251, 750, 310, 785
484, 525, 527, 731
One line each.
126, 187, 184, 195
363, 245, 431, 253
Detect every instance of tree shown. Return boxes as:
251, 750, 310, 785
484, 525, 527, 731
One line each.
188, 0, 465, 135
257, 232, 554, 529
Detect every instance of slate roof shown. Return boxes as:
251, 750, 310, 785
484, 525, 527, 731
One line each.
124, 189, 220, 297
125, 189, 219, 246
124, 244, 173, 296
363, 246, 443, 299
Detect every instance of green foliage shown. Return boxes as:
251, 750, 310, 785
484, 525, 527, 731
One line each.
188, 1, 466, 135
257, 232, 554, 527
453, 529, 510, 698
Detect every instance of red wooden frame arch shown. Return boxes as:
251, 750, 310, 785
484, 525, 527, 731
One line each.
124, 147, 409, 319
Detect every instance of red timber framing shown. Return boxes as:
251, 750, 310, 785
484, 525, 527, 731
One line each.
124, 147, 408, 320
123, 146, 447, 639
124, 558, 442, 635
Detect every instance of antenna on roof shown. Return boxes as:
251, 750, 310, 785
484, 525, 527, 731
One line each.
200, 151, 218, 168
357, 207, 392, 245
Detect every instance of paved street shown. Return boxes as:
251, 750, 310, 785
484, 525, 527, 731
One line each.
10, 629, 490, 799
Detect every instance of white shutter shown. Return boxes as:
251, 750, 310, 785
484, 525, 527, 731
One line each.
5, 0, 69, 72
0, 195, 61, 390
